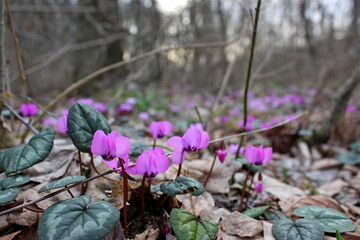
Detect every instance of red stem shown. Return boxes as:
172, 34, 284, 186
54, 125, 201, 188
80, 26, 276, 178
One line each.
238, 163, 253, 212
118, 158, 128, 239
141, 176, 146, 223
78, 151, 85, 194
203, 154, 217, 187
24, 206, 44, 213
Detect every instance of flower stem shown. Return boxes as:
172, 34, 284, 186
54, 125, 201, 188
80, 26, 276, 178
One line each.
90, 153, 118, 182
118, 158, 128, 239
238, 163, 253, 212
152, 139, 156, 149
203, 154, 217, 187
141, 176, 146, 223
24, 206, 44, 213
176, 164, 182, 178
66, 187, 75, 198
244, 172, 255, 208
78, 151, 85, 194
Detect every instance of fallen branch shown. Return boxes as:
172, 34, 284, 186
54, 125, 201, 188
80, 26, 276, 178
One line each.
210, 111, 307, 144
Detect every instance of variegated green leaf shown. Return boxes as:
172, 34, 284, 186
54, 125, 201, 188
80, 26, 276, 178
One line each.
0, 128, 54, 174
38, 176, 86, 193
38, 195, 119, 240
170, 208, 218, 240
67, 102, 111, 153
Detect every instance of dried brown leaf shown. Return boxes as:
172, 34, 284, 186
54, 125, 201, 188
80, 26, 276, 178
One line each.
176, 192, 215, 216
219, 212, 263, 238
133, 227, 160, 240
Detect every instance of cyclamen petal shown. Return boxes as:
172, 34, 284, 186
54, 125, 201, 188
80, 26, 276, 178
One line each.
183, 128, 201, 149
167, 136, 184, 149
91, 130, 110, 157
134, 147, 169, 178
216, 149, 228, 163
114, 136, 131, 158
149, 121, 173, 139
244, 145, 272, 166
57, 114, 68, 134
254, 181, 263, 193
198, 131, 209, 149
171, 149, 187, 165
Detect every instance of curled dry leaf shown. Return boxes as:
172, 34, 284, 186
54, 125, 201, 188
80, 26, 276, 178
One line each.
219, 211, 263, 238
311, 158, 342, 170
176, 192, 215, 216
279, 195, 346, 218
262, 173, 305, 201
133, 227, 160, 240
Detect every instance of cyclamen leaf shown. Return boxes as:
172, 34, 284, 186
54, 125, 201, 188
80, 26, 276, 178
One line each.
0, 128, 54, 174
242, 206, 269, 218
170, 208, 218, 240
0, 188, 19, 204
264, 209, 289, 221
294, 205, 356, 233
0, 173, 29, 190
272, 219, 324, 240
38, 195, 119, 240
38, 176, 86, 193
67, 102, 111, 153
160, 176, 204, 197
336, 151, 360, 165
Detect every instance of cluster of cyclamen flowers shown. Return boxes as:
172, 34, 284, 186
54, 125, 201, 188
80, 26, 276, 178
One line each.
90, 121, 210, 178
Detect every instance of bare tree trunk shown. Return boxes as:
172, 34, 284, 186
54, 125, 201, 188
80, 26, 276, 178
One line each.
317, 64, 360, 143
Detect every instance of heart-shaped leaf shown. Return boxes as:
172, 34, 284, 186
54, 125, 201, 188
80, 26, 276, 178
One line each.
160, 176, 204, 197
0, 188, 19, 204
38, 195, 119, 240
38, 176, 86, 193
294, 205, 356, 233
0, 173, 29, 189
235, 157, 263, 173
0, 128, 54, 174
242, 206, 269, 218
272, 219, 324, 240
170, 208, 218, 240
67, 102, 111, 153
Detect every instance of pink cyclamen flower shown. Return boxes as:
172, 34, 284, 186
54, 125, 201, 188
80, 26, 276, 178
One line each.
91, 130, 131, 170
134, 147, 169, 178
57, 114, 68, 134
244, 145, 272, 166
219, 115, 229, 124
167, 127, 209, 165
43, 117, 56, 127
346, 105, 356, 113
229, 144, 244, 155
93, 102, 107, 113
139, 112, 149, 122
216, 149, 228, 163
189, 123, 204, 131
254, 181, 263, 193
149, 121, 172, 139
20, 103, 38, 117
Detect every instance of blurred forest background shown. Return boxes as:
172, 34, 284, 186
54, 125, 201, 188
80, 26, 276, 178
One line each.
0, 0, 359, 105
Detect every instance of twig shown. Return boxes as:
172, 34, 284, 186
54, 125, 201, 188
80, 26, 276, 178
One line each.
210, 111, 307, 144
0, 0, 5, 96
235, 0, 262, 158
194, 106, 204, 126
90, 153, 118, 182
29, 38, 240, 129
203, 154, 217, 188
5, 0, 27, 96
3, 102, 39, 134
0, 168, 120, 216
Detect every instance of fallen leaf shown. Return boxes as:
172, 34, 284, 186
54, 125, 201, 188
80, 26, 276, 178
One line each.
6, 209, 39, 227
103, 221, 125, 240
200, 208, 231, 223
311, 158, 342, 170
262, 173, 306, 201
133, 227, 160, 240
342, 219, 360, 240
219, 211, 263, 238
262, 221, 276, 240
318, 179, 348, 196
176, 192, 215, 216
